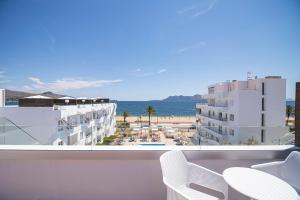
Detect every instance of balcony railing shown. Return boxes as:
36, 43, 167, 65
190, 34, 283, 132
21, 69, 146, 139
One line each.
0, 117, 40, 145
196, 103, 208, 109
204, 126, 228, 135
196, 103, 228, 109
197, 113, 228, 122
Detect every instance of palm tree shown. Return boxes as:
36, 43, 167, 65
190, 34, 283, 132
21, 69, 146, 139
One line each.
146, 106, 155, 126
286, 105, 293, 126
122, 111, 129, 123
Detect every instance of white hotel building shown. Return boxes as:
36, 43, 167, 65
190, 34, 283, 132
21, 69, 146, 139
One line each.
0, 90, 116, 145
196, 76, 288, 145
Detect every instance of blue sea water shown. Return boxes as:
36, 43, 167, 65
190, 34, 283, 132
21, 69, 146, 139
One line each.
286, 100, 295, 107
140, 144, 166, 146
116, 101, 198, 116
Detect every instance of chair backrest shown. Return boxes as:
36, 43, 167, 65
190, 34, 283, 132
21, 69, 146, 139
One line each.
160, 150, 189, 187
280, 151, 300, 193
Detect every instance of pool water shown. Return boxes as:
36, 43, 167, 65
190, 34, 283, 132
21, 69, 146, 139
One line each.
140, 144, 166, 146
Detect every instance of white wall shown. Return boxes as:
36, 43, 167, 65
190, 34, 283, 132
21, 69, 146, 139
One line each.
264, 78, 286, 127
237, 90, 261, 127
0, 89, 5, 107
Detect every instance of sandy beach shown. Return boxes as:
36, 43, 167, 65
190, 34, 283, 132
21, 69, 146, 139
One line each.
116, 115, 196, 124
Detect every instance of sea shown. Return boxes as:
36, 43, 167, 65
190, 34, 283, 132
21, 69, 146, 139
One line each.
5, 100, 296, 117
116, 101, 197, 116
116, 100, 296, 116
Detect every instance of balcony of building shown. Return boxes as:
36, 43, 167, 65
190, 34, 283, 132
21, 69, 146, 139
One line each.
0, 145, 298, 200
203, 91, 229, 100
196, 103, 228, 112
196, 112, 228, 126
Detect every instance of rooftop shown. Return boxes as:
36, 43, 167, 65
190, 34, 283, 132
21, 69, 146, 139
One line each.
18, 97, 110, 107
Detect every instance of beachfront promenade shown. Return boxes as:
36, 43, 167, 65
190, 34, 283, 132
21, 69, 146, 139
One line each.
116, 116, 196, 124
103, 115, 198, 146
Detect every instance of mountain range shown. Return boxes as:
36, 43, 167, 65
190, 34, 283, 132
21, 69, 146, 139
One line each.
161, 94, 207, 103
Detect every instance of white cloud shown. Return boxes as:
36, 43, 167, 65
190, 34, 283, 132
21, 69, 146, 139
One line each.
27, 77, 122, 91
28, 77, 44, 85
157, 69, 167, 74
175, 42, 206, 54
134, 68, 141, 72
194, 0, 217, 17
177, 0, 217, 17
134, 68, 167, 77
177, 5, 197, 14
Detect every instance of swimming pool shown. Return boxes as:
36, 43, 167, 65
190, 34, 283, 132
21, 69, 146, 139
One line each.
140, 144, 166, 146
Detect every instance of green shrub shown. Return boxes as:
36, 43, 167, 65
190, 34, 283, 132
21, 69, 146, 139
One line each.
96, 135, 117, 145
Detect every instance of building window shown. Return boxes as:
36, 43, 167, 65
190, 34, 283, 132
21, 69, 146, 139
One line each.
230, 114, 234, 121
261, 114, 265, 126
262, 98, 265, 111
229, 129, 234, 136
97, 135, 102, 143
218, 112, 222, 119
208, 111, 211, 117
80, 132, 84, 140
199, 108, 202, 114
262, 82, 265, 95
212, 111, 215, 117
261, 129, 265, 143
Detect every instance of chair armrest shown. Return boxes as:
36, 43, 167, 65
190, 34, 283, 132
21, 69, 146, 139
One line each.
251, 161, 283, 177
187, 162, 228, 198
163, 178, 190, 200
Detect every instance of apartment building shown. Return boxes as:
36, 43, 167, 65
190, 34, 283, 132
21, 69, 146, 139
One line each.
195, 76, 288, 145
0, 92, 116, 145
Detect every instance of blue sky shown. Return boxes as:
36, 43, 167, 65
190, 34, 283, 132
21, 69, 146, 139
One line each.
0, 0, 299, 100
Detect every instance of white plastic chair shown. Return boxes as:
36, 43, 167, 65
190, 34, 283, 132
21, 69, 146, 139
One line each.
160, 150, 228, 200
251, 151, 300, 196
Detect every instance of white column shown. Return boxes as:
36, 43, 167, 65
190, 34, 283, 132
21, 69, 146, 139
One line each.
0, 89, 5, 107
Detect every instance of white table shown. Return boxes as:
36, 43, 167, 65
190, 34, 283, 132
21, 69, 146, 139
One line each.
223, 167, 298, 200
